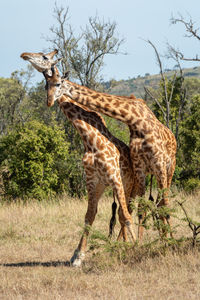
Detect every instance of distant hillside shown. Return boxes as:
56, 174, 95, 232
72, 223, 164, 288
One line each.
103, 66, 200, 98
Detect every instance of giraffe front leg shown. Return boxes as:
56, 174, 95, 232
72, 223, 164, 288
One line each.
70, 227, 88, 267
70, 182, 105, 267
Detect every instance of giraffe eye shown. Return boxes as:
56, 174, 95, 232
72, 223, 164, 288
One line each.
43, 56, 48, 60
55, 83, 60, 87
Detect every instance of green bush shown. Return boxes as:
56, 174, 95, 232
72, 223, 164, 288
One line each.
183, 178, 200, 193
0, 121, 73, 199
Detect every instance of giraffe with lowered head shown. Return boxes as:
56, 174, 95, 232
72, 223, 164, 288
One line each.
21, 50, 137, 266
22, 50, 177, 239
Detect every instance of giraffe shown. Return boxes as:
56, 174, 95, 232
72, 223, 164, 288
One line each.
22, 51, 176, 240
21, 50, 137, 266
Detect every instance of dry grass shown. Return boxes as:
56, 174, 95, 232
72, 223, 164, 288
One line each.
0, 191, 199, 299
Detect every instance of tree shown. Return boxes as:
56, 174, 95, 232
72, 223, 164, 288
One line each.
45, 4, 125, 88
144, 40, 187, 142
179, 95, 200, 190
0, 66, 36, 135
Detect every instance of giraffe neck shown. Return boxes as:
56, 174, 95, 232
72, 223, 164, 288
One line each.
57, 96, 127, 150
64, 80, 152, 126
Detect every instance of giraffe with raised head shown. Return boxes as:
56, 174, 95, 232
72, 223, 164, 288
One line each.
21, 50, 137, 266
21, 50, 176, 239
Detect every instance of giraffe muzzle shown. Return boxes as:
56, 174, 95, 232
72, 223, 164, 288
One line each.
20, 53, 31, 61
47, 96, 54, 107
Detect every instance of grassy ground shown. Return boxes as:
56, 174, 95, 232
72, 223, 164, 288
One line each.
0, 191, 199, 299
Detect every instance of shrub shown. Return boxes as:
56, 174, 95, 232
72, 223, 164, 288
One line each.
0, 121, 72, 199
183, 178, 200, 193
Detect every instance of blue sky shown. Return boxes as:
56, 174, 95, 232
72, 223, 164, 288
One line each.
1, 0, 200, 84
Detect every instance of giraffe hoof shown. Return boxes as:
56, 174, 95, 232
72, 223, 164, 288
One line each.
70, 249, 85, 267
71, 258, 82, 267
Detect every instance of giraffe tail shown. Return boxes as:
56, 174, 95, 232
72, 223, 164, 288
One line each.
109, 192, 117, 238
149, 175, 154, 202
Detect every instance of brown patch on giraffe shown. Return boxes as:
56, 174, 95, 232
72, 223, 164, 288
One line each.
104, 150, 110, 156
104, 103, 111, 110
134, 119, 142, 127
119, 109, 127, 117
95, 101, 102, 108
124, 103, 130, 110
88, 131, 96, 145
139, 107, 144, 117
100, 97, 106, 103
131, 107, 140, 118
113, 100, 120, 108
112, 110, 117, 116
92, 93, 100, 99
145, 137, 155, 144
85, 166, 95, 173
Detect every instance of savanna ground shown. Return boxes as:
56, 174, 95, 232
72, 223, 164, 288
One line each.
0, 190, 200, 300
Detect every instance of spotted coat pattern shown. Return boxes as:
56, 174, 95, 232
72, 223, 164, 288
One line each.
51, 70, 177, 240
20, 50, 136, 266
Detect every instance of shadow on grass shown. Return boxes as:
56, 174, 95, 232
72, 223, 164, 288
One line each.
1, 260, 71, 267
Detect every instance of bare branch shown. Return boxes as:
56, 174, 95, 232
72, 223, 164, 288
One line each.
144, 87, 167, 124
171, 14, 200, 41
145, 39, 171, 127
176, 200, 194, 231
170, 14, 200, 62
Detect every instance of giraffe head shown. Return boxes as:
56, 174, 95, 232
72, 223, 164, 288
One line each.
20, 49, 61, 76
20, 49, 73, 106
44, 66, 67, 107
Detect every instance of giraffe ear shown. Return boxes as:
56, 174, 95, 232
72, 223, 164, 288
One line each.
52, 57, 63, 66
46, 49, 58, 59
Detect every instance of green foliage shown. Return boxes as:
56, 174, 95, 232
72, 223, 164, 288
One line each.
147, 73, 200, 191
178, 95, 200, 190
27, 81, 65, 126
135, 195, 177, 238
183, 178, 200, 192
104, 115, 129, 145
66, 149, 86, 198
0, 121, 72, 199
184, 77, 200, 96
0, 77, 26, 134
